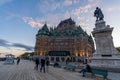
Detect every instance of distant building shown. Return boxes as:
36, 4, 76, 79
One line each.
34, 18, 94, 62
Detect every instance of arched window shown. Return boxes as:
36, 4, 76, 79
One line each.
56, 57, 59, 62
61, 57, 65, 62
51, 57, 54, 61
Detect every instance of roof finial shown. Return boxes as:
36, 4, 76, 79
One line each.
44, 16, 47, 25
69, 10, 71, 18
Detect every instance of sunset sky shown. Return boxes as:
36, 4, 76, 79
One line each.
0, 0, 120, 57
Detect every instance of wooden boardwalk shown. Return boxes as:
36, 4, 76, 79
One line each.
0, 60, 103, 80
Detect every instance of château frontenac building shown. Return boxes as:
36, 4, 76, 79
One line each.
34, 18, 94, 62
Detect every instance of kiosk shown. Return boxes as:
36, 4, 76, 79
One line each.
5, 54, 15, 64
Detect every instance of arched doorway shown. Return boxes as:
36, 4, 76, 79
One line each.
51, 57, 54, 61
61, 57, 65, 62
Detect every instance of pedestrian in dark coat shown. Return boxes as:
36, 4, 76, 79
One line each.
35, 58, 39, 70
17, 57, 20, 65
46, 58, 50, 72
40, 58, 45, 73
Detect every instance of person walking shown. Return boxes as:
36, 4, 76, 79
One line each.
46, 58, 50, 72
17, 57, 20, 65
35, 58, 39, 70
40, 58, 46, 73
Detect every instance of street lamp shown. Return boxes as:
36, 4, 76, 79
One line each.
83, 50, 86, 64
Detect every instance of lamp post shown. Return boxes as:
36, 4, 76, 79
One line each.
83, 42, 86, 64
83, 50, 85, 64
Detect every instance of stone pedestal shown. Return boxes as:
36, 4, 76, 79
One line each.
91, 20, 120, 68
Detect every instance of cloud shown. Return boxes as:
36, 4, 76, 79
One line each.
63, 0, 79, 6
12, 43, 33, 51
71, 3, 95, 16
88, 0, 101, 6
23, 17, 44, 28
23, 17, 53, 28
63, 0, 73, 6
78, 22, 89, 27
67, 4, 93, 27
46, 12, 70, 25
0, 39, 10, 47
30, 3, 93, 28
23, 0, 101, 30
0, 39, 34, 51
37, 0, 61, 14
37, 0, 79, 14
106, 6, 120, 12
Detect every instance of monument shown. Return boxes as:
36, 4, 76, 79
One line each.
91, 7, 120, 68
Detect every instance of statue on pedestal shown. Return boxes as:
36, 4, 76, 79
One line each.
94, 7, 104, 21
91, 7, 120, 69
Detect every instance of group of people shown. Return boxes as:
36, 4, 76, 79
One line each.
35, 56, 92, 76
12, 57, 20, 65
35, 57, 49, 73
34, 57, 92, 77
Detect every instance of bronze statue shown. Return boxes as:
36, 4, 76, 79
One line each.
94, 7, 104, 21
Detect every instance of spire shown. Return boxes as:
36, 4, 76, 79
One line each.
37, 23, 49, 35
42, 23, 49, 31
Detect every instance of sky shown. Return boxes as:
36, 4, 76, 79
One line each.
0, 0, 120, 57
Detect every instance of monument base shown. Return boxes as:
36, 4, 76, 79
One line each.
91, 20, 120, 68
91, 58, 120, 68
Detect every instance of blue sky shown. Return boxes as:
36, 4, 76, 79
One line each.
0, 0, 120, 57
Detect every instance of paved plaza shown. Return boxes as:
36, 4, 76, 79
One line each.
0, 60, 120, 80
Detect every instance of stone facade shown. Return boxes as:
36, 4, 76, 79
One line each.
34, 18, 94, 62
91, 20, 120, 68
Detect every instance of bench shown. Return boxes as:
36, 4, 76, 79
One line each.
80, 68, 108, 79
64, 64, 76, 71
53, 62, 61, 68
91, 68, 108, 79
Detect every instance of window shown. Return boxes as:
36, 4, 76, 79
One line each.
61, 57, 65, 62
56, 57, 60, 62
51, 57, 54, 61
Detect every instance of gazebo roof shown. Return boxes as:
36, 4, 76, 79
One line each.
5, 54, 14, 56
